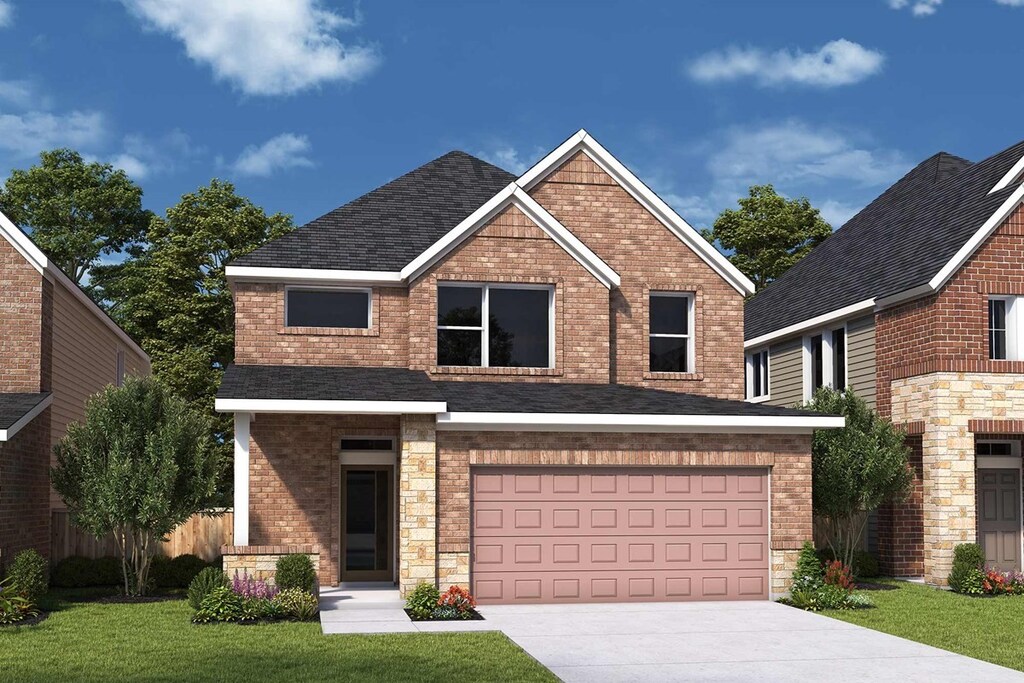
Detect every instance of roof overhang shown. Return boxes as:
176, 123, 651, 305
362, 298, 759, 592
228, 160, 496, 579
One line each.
745, 298, 877, 349
436, 411, 844, 433
990, 154, 1024, 195
0, 394, 53, 442
214, 398, 447, 415
517, 130, 756, 297
225, 266, 404, 286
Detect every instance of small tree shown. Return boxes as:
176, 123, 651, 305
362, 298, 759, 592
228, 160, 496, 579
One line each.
803, 387, 912, 569
51, 377, 223, 596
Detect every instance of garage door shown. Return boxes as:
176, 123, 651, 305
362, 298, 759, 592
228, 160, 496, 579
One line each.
471, 467, 769, 604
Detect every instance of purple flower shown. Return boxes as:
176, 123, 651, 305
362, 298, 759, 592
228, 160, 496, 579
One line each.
231, 570, 279, 599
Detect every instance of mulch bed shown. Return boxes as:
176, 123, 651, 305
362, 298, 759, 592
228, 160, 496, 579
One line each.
0, 611, 50, 628
404, 608, 484, 622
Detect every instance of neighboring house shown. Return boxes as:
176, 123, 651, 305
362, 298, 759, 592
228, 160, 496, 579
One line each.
215, 130, 840, 604
0, 212, 149, 567
745, 139, 1024, 586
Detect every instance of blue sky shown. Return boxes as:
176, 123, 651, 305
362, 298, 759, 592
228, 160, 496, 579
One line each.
0, 0, 1022, 231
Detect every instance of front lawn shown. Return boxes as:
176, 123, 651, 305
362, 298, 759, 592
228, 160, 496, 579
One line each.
825, 580, 1024, 672
0, 591, 555, 683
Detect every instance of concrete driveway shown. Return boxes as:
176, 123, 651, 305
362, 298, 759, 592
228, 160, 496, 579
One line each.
477, 601, 1024, 682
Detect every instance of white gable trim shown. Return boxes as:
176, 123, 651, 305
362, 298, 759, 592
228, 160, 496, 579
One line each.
226, 266, 404, 285
400, 183, 620, 288
0, 394, 52, 442
517, 130, 756, 297
744, 298, 876, 349
436, 411, 844, 433
0, 209, 149, 361
990, 154, 1024, 195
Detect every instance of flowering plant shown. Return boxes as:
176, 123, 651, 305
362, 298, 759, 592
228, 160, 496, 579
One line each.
981, 567, 1024, 595
231, 570, 279, 600
823, 560, 855, 591
436, 585, 476, 618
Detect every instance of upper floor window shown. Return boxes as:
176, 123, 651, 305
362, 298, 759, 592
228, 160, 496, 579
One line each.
989, 296, 1022, 360
648, 292, 694, 373
436, 283, 552, 368
115, 350, 125, 387
286, 288, 371, 329
746, 349, 769, 400
804, 326, 846, 399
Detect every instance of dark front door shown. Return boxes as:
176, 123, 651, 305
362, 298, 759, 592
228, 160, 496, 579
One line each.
341, 466, 394, 582
977, 468, 1021, 571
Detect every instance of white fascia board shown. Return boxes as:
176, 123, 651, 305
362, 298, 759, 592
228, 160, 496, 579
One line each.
215, 398, 447, 415
0, 209, 47, 274
990, 155, 1024, 195
226, 265, 404, 286
0, 394, 53, 442
927, 183, 1024, 293
874, 283, 934, 310
744, 298, 876, 350
515, 130, 756, 297
436, 411, 844, 433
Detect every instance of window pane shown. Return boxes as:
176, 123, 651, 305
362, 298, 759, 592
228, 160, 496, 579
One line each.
833, 328, 846, 391
437, 329, 482, 366
991, 443, 1012, 456
650, 294, 689, 335
990, 299, 1007, 360
340, 439, 393, 451
752, 353, 763, 397
811, 334, 823, 390
287, 290, 369, 328
488, 288, 550, 368
438, 286, 482, 327
650, 337, 689, 372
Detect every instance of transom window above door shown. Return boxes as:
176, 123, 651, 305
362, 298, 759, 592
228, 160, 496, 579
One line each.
436, 283, 553, 368
649, 292, 694, 373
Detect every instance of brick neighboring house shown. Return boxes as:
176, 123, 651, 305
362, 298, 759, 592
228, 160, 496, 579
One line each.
215, 130, 841, 604
744, 138, 1024, 586
0, 211, 149, 567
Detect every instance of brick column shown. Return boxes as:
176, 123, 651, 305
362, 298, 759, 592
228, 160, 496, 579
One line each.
398, 414, 437, 597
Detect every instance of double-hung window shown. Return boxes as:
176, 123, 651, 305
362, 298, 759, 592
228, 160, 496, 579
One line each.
286, 288, 371, 329
436, 283, 553, 368
649, 292, 694, 373
745, 349, 769, 400
989, 296, 1022, 360
804, 326, 846, 399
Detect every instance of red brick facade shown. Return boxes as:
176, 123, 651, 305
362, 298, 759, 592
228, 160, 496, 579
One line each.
876, 436, 924, 577
0, 409, 51, 565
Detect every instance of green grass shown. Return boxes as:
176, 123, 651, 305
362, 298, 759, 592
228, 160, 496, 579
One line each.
825, 580, 1024, 672
0, 591, 555, 683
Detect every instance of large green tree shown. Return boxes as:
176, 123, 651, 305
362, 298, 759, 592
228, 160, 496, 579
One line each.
0, 149, 150, 286
703, 184, 831, 292
52, 377, 223, 596
94, 180, 293, 487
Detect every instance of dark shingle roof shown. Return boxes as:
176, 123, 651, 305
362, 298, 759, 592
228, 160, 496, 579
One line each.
746, 140, 1024, 340
218, 365, 818, 417
233, 152, 515, 272
0, 392, 49, 431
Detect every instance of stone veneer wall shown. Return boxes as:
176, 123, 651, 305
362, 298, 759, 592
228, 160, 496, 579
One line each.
891, 372, 1024, 584
222, 545, 319, 586
398, 414, 437, 597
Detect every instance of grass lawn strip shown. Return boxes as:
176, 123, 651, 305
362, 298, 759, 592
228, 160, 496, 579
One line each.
0, 590, 555, 683
825, 579, 1024, 673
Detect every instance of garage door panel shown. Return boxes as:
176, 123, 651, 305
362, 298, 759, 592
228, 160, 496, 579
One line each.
472, 535, 769, 571
473, 468, 768, 501
472, 501, 768, 536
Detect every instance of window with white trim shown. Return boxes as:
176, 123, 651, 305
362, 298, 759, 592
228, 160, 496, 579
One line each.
989, 296, 1023, 360
436, 283, 553, 368
115, 350, 126, 387
803, 326, 847, 399
746, 349, 769, 400
649, 292, 694, 373
286, 288, 371, 329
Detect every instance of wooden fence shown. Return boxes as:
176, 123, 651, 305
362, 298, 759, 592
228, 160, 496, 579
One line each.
51, 509, 233, 563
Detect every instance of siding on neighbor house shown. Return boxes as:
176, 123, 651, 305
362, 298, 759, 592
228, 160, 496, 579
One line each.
847, 315, 876, 410
765, 337, 803, 408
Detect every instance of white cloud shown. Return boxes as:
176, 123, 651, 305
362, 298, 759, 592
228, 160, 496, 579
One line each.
0, 2, 13, 28
230, 133, 314, 177
109, 129, 201, 180
0, 110, 105, 159
995, 0, 1024, 6
474, 144, 548, 175
888, 0, 942, 15
120, 0, 381, 96
688, 39, 884, 88
818, 199, 862, 228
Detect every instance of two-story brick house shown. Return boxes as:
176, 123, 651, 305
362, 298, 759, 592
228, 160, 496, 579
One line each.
216, 130, 841, 604
745, 138, 1024, 586
0, 211, 149, 566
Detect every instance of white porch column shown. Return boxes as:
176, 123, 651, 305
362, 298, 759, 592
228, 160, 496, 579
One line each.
233, 412, 251, 546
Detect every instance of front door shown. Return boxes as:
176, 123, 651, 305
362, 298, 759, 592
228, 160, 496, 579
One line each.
977, 468, 1021, 571
341, 466, 394, 582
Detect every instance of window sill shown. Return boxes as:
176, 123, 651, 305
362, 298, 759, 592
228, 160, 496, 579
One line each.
431, 366, 563, 377
278, 326, 378, 338
746, 395, 772, 404
643, 371, 704, 381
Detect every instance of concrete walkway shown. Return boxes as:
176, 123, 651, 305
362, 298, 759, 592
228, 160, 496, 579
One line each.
318, 585, 491, 634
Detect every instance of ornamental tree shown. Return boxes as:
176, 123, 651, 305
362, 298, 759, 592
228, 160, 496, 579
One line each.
51, 377, 223, 596
802, 387, 913, 569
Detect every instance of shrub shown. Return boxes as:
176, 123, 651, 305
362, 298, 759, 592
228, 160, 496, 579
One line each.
430, 605, 460, 620
274, 588, 318, 621
232, 570, 279, 600
52, 556, 123, 588
275, 554, 316, 593
192, 586, 244, 624
791, 542, 823, 593
6, 549, 47, 603
817, 548, 879, 579
437, 586, 476, 618
823, 560, 855, 591
149, 555, 173, 589
170, 555, 208, 588
92, 556, 123, 586
405, 582, 440, 620
241, 597, 282, 622
0, 578, 37, 625
948, 543, 986, 593
188, 567, 228, 611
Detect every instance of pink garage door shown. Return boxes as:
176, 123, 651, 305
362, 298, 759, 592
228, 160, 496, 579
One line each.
471, 467, 769, 604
